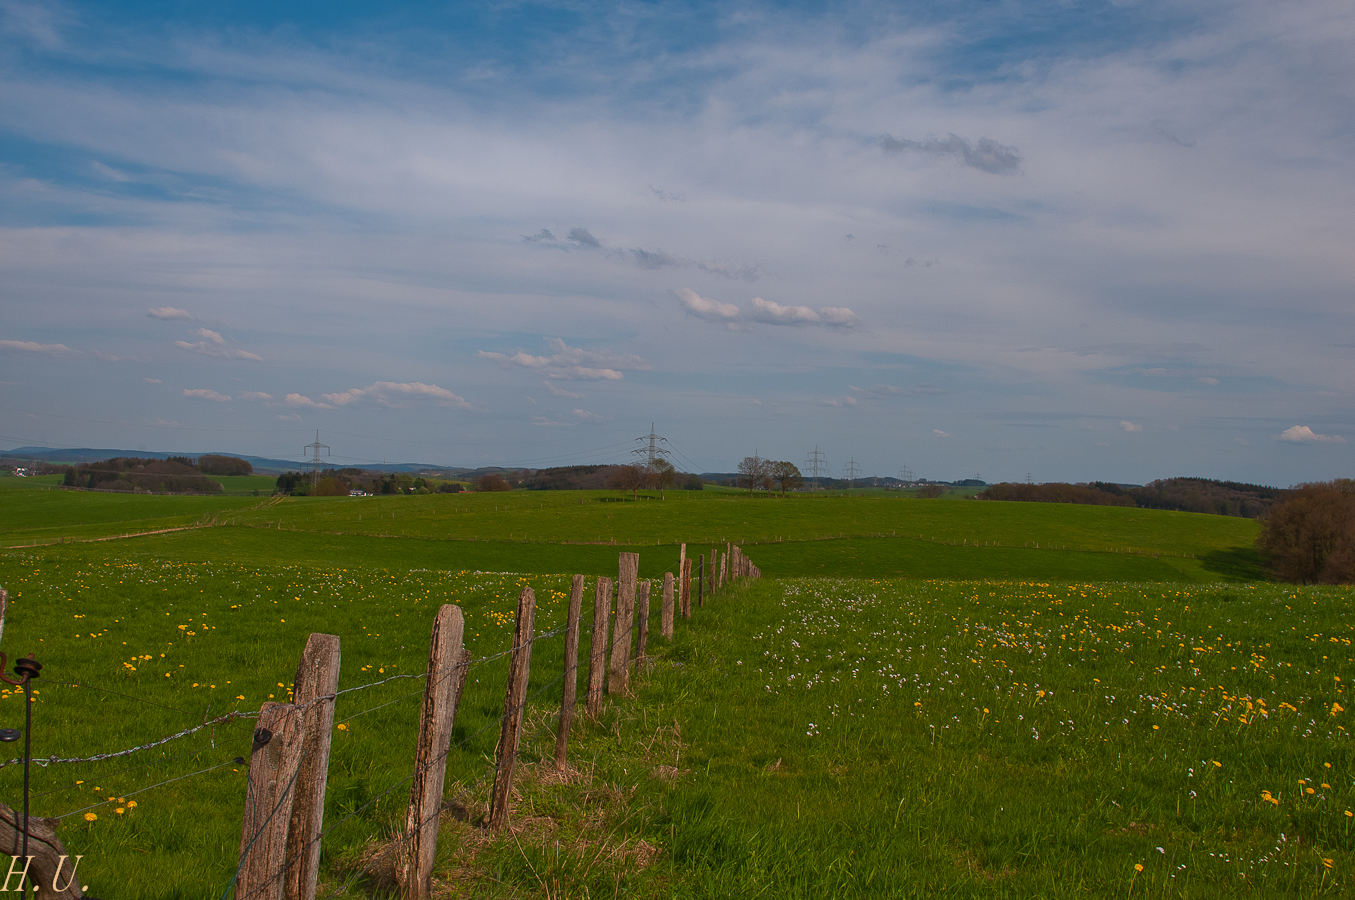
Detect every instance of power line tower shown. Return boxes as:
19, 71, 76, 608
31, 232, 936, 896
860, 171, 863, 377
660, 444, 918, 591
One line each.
898, 465, 913, 483
632, 422, 672, 469
804, 446, 827, 491
844, 458, 860, 489
303, 430, 330, 490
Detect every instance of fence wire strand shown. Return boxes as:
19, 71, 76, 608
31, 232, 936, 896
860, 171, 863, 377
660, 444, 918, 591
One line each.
219, 615, 575, 898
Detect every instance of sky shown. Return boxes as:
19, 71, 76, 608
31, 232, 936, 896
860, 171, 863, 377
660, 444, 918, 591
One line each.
1, 0, 1352, 484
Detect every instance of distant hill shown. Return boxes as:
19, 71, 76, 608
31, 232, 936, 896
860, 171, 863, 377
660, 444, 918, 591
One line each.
0, 446, 454, 476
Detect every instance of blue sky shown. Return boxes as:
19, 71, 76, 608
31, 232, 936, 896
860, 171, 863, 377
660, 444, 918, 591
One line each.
2, 0, 1352, 483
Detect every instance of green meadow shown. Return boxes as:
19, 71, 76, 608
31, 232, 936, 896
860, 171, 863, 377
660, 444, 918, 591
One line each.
3, 477, 1349, 897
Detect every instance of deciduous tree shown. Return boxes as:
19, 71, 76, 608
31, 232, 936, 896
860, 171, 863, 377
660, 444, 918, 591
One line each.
737, 455, 771, 497
770, 461, 802, 496
1257, 480, 1355, 584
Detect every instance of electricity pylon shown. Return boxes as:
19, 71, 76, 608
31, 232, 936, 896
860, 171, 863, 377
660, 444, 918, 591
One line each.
303, 430, 330, 490
633, 423, 672, 468
844, 458, 860, 488
804, 447, 827, 490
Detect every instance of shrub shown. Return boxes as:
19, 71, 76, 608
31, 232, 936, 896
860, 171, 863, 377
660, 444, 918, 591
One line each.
1257, 480, 1355, 584
478, 473, 512, 492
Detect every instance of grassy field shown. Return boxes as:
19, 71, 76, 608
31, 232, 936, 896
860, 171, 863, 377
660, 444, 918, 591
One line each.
624, 576, 1355, 897
0, 479, 1264, 583
0, 479, 1325, 897
2, 551, 1350, 897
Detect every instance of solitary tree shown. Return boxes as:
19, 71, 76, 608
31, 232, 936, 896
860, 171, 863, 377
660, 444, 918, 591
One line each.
737, 455, 771, 497
1257, 480, 1355, 583
609, 464, 649, 501
649, 458, 676, 499
770, 461, 803, 496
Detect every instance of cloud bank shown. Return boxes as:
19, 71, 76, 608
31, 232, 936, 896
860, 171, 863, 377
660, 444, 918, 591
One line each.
676, 290, 859, 329
479, 338, 650, 381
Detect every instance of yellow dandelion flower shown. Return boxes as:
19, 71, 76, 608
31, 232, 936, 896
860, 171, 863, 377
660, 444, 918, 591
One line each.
1134, 864, 1144, 872
84, 813, 97, 822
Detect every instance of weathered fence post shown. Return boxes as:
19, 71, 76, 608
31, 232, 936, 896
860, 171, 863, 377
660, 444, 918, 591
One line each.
554, 575, 585, 770
489, 586, 536, 831
679, 558, 692, 619
397, 606, 465, 899
0, 803, 82, 899
634, 580, 651, 669
709, 550, 717, 594
237, 702, 306, 900
660, 572, 675, 639
585, 577, 612, 717
697, 557, 704, 608
285, 633, 341, 900
720, 551, 728, 587
609, 553, 639, 694
0, 587, 8, 648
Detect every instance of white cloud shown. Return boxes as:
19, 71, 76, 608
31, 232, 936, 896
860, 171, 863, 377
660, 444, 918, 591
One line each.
285, 393, 331, 409
320, 381, 471, 409
1198, 377, 1219, 386
237, 391, 273, 401
478, 338, 648, 381
572, 408, 606, 422
675, 288, 740, 324
1120, 421, 1143, 432
748, 297, 860, 328
175, 328, 263, 361
144, 377, 161, 383
147, 306, 192, 321
183, 388, 231, 402
933, 429, 951, 438
0, 340, 76, 355
1277, 425, 1344, 443
276, 413, 302, 422
824, 396, 858, 406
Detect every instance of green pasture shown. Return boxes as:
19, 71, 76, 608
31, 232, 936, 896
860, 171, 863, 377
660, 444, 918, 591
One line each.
0, 479, 1265, 583
3, 551, 1348, 896
0, 551, 611, 896
616, 577, 1355, 898
0, 479, 1323, 897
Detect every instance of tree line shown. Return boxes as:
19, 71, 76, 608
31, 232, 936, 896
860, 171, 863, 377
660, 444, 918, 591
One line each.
58, 454, 252, 493
980, 477, 1286, 518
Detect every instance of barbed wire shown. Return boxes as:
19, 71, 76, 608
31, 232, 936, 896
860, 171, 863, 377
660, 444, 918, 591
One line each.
2, 710, 255, 769
313, 670, 570, 900
1, 620, 578, 771
28, 746, 203, 800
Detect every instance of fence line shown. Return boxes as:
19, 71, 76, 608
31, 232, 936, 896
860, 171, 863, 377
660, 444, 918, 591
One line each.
2, 543, 761, 899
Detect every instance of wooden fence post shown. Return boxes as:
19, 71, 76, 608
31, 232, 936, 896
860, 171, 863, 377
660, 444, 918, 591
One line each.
720, 551, 727, 587
237, 702, 306, 900
397, 606, 465, 899
285, 633, 341, 900
609, 553, 639, 695
709, 550, 717, 594
554, 575, 585, 770
634, 580, 651, 669
679, 558, 692, 619
585, 577, 612, 717
489, 586, 536, 831
0, 803, 82, 899
660, 572, 674, 639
